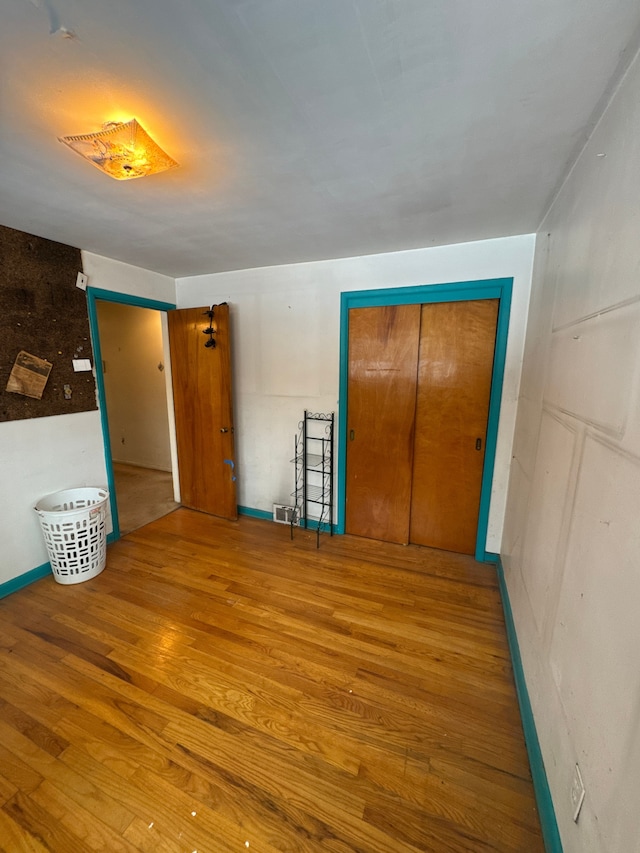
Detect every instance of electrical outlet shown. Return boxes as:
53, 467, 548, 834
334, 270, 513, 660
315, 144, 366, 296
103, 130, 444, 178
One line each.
570, 763, 586, 822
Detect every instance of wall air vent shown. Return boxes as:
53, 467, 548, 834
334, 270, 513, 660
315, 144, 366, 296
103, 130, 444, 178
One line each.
273, 504, 299, 525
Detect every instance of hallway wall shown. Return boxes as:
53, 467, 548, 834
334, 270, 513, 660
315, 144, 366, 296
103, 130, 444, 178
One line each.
96, 302, 172, 472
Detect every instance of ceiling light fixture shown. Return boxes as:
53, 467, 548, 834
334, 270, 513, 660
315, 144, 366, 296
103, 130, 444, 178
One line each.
58, 119, 178, 180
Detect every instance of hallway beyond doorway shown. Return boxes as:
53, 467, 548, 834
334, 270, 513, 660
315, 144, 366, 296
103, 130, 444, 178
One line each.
113, 462, 179, 535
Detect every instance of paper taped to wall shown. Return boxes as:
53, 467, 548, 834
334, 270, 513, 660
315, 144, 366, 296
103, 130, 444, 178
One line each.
6, 350, 53, 399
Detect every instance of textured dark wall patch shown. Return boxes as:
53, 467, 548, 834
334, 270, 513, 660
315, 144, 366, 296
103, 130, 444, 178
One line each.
0, 224, 98, 422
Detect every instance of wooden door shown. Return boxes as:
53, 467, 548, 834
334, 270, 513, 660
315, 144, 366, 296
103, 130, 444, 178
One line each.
409, 299, 498, 554
168, 303, 237, 520
345, 304, 421, 544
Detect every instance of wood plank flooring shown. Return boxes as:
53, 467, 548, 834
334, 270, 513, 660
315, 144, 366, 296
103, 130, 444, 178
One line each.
0, 510, 544, 852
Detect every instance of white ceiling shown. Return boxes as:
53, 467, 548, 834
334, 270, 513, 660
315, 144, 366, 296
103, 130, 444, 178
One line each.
2, 0, 640, 278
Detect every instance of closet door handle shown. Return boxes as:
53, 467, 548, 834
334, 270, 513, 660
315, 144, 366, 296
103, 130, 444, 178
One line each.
220, 427, 229, 433
475, 438, 482, 451
349, 429, 355, 441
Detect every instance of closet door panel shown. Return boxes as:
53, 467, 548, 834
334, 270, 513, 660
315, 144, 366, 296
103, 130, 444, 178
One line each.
345, 304, 420, 544
409, 299, 498, 554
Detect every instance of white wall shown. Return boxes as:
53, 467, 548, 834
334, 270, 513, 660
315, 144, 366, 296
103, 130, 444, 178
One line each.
177, 234, 535, 552
83, 252, 176, 304
502, 50, 640, 853
96, 302, 172, 471
0, 252, 176, 586
0, 412, 109, 584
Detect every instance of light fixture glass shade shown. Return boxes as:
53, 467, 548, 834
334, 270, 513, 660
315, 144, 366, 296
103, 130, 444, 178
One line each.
59, 119, 178, 180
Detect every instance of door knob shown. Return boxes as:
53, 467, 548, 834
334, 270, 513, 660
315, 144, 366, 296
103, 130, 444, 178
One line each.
220, 427, 229, 433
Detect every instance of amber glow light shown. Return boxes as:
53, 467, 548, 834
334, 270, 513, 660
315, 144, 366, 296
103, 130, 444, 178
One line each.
58, 119, 178, 180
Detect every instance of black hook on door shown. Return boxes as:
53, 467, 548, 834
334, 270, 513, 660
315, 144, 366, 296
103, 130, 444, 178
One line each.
202, 307, 216, 349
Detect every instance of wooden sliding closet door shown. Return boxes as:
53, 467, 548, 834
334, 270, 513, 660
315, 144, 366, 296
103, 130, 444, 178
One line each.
409, 299, 498, 554
345, 304, 421, 544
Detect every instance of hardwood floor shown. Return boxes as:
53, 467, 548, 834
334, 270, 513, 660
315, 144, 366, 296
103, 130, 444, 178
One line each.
0, 510, 544, 852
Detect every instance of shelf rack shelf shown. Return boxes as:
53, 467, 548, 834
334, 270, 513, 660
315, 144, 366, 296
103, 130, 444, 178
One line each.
291, 411, 334, 547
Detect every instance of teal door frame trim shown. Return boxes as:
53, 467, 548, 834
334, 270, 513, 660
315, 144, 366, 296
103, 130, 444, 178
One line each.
337, 277, 513, 563
86, 287, 176, 542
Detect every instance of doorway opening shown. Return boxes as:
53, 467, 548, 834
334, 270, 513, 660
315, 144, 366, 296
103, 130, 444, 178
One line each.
337, 278, 513, 562
87, 288, 178, 540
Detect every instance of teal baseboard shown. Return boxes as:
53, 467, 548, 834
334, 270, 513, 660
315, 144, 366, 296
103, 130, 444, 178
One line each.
483, 550, 499, 564
237, 505, 273, 521
2, 532, 118, 599
0, 561, 52, 599
497, 557, 563, 853
300, 518, 333, 533
237, 506, 336, 534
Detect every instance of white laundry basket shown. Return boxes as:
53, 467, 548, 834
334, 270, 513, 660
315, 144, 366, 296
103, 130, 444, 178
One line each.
35, 488, 109, 584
